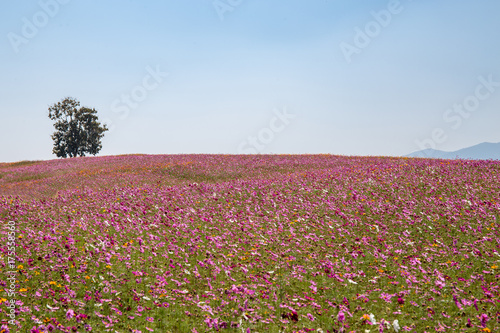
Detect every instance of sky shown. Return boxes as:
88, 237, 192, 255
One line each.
1, 0, 499, 163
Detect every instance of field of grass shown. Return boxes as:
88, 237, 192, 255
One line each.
0, 154, 499, 332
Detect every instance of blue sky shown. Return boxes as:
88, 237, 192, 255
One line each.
1, 0, 499, 162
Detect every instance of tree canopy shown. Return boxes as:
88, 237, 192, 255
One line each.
48, 97, 108, 158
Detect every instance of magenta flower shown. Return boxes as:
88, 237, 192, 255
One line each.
480, 313, 489, 327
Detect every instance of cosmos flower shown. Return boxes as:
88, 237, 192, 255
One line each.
338, 310, 345, 322
2, 155, 499, 331
66, 309, 75, 320
392, 319, 400, 332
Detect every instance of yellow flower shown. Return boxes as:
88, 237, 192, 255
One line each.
491, 265, 498, 269
17, 265, 23, 269
19, 288, 27, 292
49, 281, 56, 285
482, 328, 491, 332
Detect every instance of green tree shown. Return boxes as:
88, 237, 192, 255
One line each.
48, 97, 108, 158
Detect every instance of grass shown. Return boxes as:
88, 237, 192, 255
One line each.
162, 164, 243, 183
0, 160, 40, 169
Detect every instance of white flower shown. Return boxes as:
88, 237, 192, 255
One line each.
348, 279, 358, 284
393, 319, 400, 332
369, 313, 377, 325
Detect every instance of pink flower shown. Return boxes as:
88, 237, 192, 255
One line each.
453, 295, 463, 310
66, 309, 75, 320
338, 310, 345, 322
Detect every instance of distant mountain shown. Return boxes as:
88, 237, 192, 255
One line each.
406, 142, 500, 160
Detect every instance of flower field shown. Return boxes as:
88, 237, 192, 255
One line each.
0, 154, 499, 332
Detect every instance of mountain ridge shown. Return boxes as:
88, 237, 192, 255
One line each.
406, 142, 500, 160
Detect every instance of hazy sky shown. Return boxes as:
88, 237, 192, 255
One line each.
1, 0, 499, 162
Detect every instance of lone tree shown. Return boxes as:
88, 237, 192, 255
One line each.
48, 97, 108, 158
